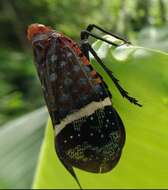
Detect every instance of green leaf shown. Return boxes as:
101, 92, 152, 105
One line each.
33, 38, 168, 189
0, 107, 47, 189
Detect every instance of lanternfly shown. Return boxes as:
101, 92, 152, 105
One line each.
27, 23, 142, 188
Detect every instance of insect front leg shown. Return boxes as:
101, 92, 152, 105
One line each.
80, 30, 119, 48
80, 28, 119, 61
85, 24, 131, 44
80, 27, 126, 60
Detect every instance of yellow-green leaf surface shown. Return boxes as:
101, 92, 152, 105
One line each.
33, 38, 168, 189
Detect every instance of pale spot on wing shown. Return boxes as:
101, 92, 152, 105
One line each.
67, 52, 73, 57
49, 73, 57, 81
60, 61, 67, 67
51, 54, 58, 62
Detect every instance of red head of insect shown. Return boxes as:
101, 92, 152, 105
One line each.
27, 23, 52, 41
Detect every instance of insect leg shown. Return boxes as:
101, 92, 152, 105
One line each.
80, 30, 119, 47
80, 25, 131, 60
85, 24, 131, 44
80, 29, 120, 61
82, 42, 142, 107
80, 28, 127, 60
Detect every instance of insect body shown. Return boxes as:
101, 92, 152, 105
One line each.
27, 23, 141, 188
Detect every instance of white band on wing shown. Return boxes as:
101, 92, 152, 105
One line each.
55, 97, 112, 135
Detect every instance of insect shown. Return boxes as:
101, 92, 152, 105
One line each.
27, 23, 142, 188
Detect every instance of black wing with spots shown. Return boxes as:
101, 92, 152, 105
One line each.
56, 105, 126, 173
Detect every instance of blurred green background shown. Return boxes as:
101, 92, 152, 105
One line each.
0, 0, 168, 188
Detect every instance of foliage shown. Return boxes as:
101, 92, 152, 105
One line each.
32, 37, 168, 189
0, 107, 48, 189
137, 25, 168, 51
0, 49, 44, 125
0, 0, 168, 50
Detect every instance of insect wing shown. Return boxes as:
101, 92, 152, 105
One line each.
33, 35, 126, 174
